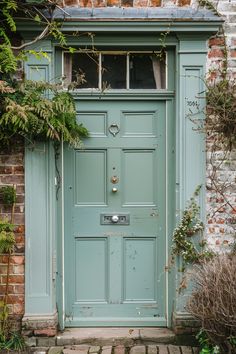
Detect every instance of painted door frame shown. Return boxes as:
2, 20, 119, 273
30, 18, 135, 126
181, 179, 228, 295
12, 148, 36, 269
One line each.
22, 15, 223, 330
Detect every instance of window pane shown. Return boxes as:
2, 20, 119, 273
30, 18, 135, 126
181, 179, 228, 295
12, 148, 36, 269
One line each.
102, 55, 126, 89
129, 54, 166, 89
64, 53, 99, 89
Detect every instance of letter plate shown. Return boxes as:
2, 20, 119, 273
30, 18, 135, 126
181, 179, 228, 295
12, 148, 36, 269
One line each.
100, 214, 130, 225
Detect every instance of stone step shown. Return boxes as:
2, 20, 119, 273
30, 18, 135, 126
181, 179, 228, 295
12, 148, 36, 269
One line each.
56, 328, 176, 346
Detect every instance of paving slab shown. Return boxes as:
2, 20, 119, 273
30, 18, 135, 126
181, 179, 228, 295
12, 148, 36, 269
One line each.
168, 345, 181, 354
101, 345, 112, 354
63, 349, 82, 354
48, 347, 64, 354
147, 345, 157, 354
89, 346, 101, 353
157, 345, 168, 354
30, 347, 49, 354
139, 328, 175, 344
130, 345, 146, 354
114, 344, 126, 354
181, 346, 193, 354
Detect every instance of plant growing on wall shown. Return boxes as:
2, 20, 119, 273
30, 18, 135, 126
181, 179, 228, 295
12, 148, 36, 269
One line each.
172, 186, 214, 270
0, 186, 25, 351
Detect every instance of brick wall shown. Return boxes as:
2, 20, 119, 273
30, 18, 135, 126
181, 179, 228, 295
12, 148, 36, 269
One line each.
0, 142, 25, 327
206, 0, 236, 251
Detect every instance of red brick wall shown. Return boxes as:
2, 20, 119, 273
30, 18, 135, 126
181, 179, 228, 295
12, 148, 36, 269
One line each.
0, 142, 25, 325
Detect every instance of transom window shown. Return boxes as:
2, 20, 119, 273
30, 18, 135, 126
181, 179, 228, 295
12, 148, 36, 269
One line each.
63, 52, 166, 90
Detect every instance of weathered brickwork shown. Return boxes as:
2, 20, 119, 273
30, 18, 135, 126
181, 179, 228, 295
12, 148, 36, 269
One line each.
206, 0, 236, 251
206, 149, 236, 251
0, 142, 25, 323
207, 1, 236, 82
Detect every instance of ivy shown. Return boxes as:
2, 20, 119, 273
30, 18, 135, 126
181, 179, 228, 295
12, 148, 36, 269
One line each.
172, 186, 214, 268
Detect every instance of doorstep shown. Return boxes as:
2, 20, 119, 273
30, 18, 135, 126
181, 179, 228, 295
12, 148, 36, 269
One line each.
56, 328, 176, 346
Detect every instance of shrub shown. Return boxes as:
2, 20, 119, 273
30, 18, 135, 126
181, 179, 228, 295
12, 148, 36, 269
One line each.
187, 254, 236, 353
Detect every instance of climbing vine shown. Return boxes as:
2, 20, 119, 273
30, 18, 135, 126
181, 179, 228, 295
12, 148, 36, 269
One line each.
0, 186, 25, 351
172, 186, 214, 269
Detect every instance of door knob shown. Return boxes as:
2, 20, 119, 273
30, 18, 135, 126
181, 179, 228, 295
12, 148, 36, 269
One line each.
111, 215, 119, 223
112, 187, 118, 193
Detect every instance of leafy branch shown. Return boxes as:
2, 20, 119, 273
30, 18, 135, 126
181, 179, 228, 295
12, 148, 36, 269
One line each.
0, 80, 88, 147
172, 186, 214, 269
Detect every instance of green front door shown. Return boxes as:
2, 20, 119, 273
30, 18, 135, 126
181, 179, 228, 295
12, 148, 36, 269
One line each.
64, 99, 167, 326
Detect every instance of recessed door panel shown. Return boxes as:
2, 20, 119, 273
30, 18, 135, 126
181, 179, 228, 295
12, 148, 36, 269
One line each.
122, 150, 156, 206
123, 238, 156, 302
75, 150, 107, 205
65, 100, 166, 326
78, 112, 108, 137
122, 111, 157, 137
75, 238, 108, 303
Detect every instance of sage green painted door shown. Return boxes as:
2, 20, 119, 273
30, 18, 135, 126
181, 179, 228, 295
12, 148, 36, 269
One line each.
64, 100, 167, 326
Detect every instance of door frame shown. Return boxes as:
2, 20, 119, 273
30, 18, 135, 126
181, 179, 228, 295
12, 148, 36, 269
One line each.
22, 12, 222, 331
55, 32, 207, 329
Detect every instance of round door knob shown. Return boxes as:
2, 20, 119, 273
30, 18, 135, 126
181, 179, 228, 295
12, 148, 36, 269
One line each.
111, 215, 119, 223
112, 187, 118, 193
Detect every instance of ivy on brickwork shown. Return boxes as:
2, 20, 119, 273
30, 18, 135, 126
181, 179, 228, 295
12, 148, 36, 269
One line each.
0, 0, 88, 148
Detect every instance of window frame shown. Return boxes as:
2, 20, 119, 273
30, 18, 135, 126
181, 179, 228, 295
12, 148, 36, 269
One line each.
62, 50, 168, 91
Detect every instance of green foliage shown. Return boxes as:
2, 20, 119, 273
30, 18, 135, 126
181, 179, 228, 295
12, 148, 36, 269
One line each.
0, 230, 15, 254
197, 330, 220, 354
0, 331, 25, 351
0, 80, 88, 147
0, 45, 18, 73
172, 186, 214, 268
0, 186, 16, 206
0, 1, 89, 147
0, 219, 15, 254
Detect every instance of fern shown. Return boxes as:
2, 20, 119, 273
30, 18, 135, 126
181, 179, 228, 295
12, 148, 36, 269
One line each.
0, 80, 88, 147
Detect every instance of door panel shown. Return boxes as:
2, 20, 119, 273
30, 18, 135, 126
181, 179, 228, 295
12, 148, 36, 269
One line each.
75, 150, 107, 205
122, 150, 156, 206
64, 100, 166, 326
75, 237, 108, 302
